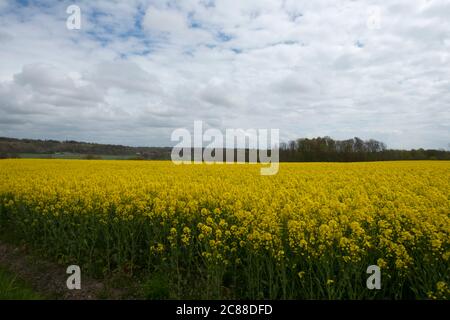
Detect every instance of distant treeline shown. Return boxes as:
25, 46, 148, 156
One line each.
0, 136, 449, 161
0, 137, 171, 160
279, 137, 450, 162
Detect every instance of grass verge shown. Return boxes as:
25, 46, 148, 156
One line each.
0, 265, 42, 300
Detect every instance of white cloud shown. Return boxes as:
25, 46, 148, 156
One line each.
143, 6, 187, 35
0, 0, 448, 149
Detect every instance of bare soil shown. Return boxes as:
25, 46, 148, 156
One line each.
0, 241, 126, 299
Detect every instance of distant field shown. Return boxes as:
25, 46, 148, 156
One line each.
17, 153, 135, 160
0, 160, 449, 299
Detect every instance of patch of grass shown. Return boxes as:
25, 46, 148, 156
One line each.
140, 272, 171, 299
0, 266, 42, 300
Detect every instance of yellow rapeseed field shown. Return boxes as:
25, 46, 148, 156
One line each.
0, 159, 449, 299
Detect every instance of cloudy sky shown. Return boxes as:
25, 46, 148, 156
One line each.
0, 0, 449, 149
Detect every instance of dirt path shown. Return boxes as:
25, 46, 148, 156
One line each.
0, 241, 125, 299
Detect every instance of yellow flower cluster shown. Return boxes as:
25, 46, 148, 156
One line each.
0, 159, 448, 299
